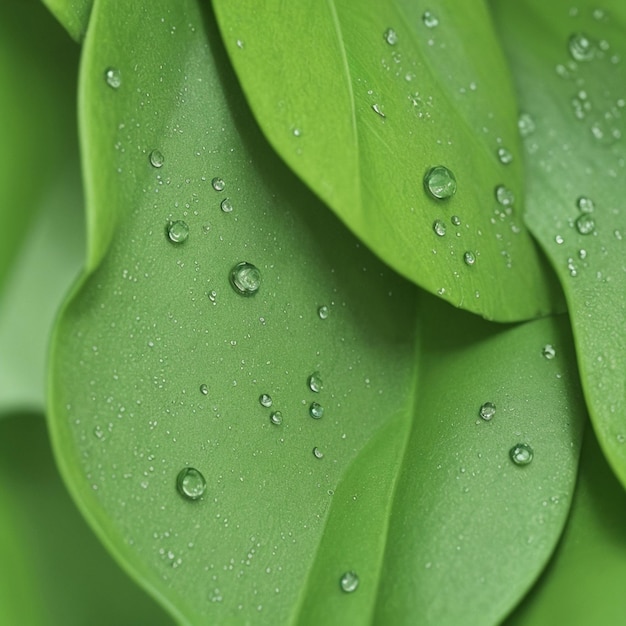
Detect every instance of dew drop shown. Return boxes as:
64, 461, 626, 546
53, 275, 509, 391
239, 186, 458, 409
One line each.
575, 214, 595, 235
309, 402, 324, 419
308, 372, 323, 393
176, 467, 206, 500
220, 198, 233, 213
422, 11, 439, 28
340, 571, 359, 593
479, 401, 496, 421
509, 443, 534, 466
424, 166, 457, 200
166, 220, 189, 244
495, 185, 515, 207
542, 344, 556, 360
497, 147, 513, 165
568, 33, 595, 62
383, 28, 398, 45
518, 112, 535, 138
451, 215, 461, 226
269, 411, 283, 425
211, 177, 225, 191
200, 384, 209, 396
318, 305, 329, 320
576, 196, 595, 213
433, 219, 447, 237
230, 262, 261, 296
313, 447, 324, 459
372, 103, 386, 118
104, 67, 121, 89
259, 393, 273, 408
463, 251, 476, 266
149, 149, 164, 168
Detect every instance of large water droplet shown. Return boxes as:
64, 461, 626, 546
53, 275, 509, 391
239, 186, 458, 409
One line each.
318, 305, 329, 320
149, 149, 164, 168
497, 147, 513, 165
200, 384, 209, 396
167, 220, 189, 244
309, 402, 324, 419
270, 411, 283, 425
542, 344, 556, 360
211, 177, 225, 191
424, 166, 457, 200
313, 447, 324, 459
104, 67, 121, 89
422, 11, 439, 28
576, 196, 595, 213
433, 219, 447, 237
509, 443, 534, 466
383, 28, 398, 45
177, 467, 206, 500
340, 571, 359, 593
308, 372, 323, 393
259, 393, 273, 408
230, 262, 261, 296
575, 214, 595, 235
495, 185, 515, 207
479, 402, 496, 421
220, 198, 233, 213
463, 251, 476, 266
568, 33, 595, 62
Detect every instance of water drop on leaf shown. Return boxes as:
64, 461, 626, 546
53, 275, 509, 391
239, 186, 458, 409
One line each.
259, 393, 273, 408
340, 571, 359, 593
479, 402, 496, 421
176, 467, 206, 500
424, 166, 457, 200
308, 372, 323, 393
509, 443, 534, 466
211, 177, 225, 191
166, 220, 189, 244
104, 67, 121, 89
309, 402, 324, 419
230, 262, 261, 296
149, 149, 164, 168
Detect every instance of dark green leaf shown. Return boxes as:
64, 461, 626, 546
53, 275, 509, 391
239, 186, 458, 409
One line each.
41, 0, 93, 42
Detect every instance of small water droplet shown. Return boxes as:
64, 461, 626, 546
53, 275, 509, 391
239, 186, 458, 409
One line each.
104, 67, 121, 89
259, 394, 273, 408
555, 234, 564, 245
422, 11, 439, 28
176, 467, 206, 500
576, 196, 595, 213
497, 147, 513, 165
518, 112, 535, 137
318, 305, 329, 320
568, 33, 595, 62
208, 290, 217, 304
372, 103, 386, 118
308, 372, 323, 393
575, 214, 595, 235
211, 177, 225, 191
309, 402, 324, 419
166, 220, 189, 244
383, 28, 398, 45
200, 384, 209, 396
495, 185, 515, 207
220, 198, 233, 213
313, 447, 324, 459
424, 166, 457, 200
451, 215, 461, 226
149, 149, 164, 168
463, 251, 476, 266
230, 262, 261, 296
479, 402, 496, 421
340, 571, 359, 593
542, 344, 556, 360
433, 219, 447, 237
269, 411, 283, 425
509, 443, 534, 466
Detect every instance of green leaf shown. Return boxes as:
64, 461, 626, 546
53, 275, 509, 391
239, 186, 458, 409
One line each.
0, 414, 173, 625
41, 0, 94, 42
210, 0, 563, 322
505, 428, 626, 625
48, 1, 584, 623
0, 0, 84, 414
491, 1, 626, 486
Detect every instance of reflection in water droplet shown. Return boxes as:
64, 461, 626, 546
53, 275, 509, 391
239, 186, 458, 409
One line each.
568, 33, 595, 62
497, 147, 513, 165
270, 411, 283, 425
318, 305, 329, 320
230, 262, 261, 296
509, 443, 534, 466
149, 149, 164, 168
220, 198, 233, 213
200, 384, 209, 396
167, 220, 189, 244
576, 196, 595, 213
104, 67, 121, 89
211, 177, 225, 191
575, 214, 595, 235
313, 447, 324, 459
340, 571, 359, 593
309, 402, 324, 419
308, 372, 323, 393
424, 166, 457, 200
479, 402, 496, 421
542, 344, 556, 360
433, 219, 447, 237
259, 393, 273, 408
383, 28, 398, 45
177, 467, 206, 500
463, 251, 476, 266
422, 11, 439, 28
495, 185, 515, 207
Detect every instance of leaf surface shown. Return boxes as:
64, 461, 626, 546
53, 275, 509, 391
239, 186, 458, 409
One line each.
49, 1, 585, 623
491, 0, 626, 486
41, 0, 94, 42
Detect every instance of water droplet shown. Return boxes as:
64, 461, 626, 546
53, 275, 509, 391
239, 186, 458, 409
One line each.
463, 251, 476, 266
318, 305, 329, 320
372, 103, 386, 118
208, 290, 217, 304
149, 149, 164, 168
259, 393, 273, 408
220, 198, 233, 213
104, 67, 121, 89
568, 33, 595, 62
518, 112, 535, 137
575, 214, 595, 235
509, 443, 534, 466
269, 411, 283, 425
542, 344, 556, 360
495, 185, 515, 207
383, 28, 398, 45
308, 372, 323, 393
313, 447, 324, 459
497, 147, 513, 164
230, 262, 261, 296
176, 467, 206, 500
422, 11, 439, 28
451, 215, 461, 226
479, 402, 496, 421
576, 196, 595, 213
424, 166, 457, 200
340, 571, 359, 593
433, 219, 447, 237
167, 220, 189, 244
200, 384, 209, 396
309, 402, 324, 419
211, 177, 225, 191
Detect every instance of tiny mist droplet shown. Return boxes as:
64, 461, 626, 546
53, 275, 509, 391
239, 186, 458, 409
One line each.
230, 262, 261, 296
309, 402, 324, 419
479, 402, 496, 421
318, 305, 329, 320
104, 67, 121, 89
313, 447, 324, 459
542, 344, 556, 360
424, 166, 457, 200
211, 177, 225, 192
149, 149, 164, 168
509, 443, 534, 466
340, 571, 359, 593
200, 384, 209, 396
269, 411, 283, 425
220, 198, 233, 213
176, 467, 206, 500
259, 393, 273, 408
308, 372, 323, 393
167, 220, 189, 244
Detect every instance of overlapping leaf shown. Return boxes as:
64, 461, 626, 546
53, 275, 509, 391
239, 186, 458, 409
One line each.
48, 1, 585, 623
